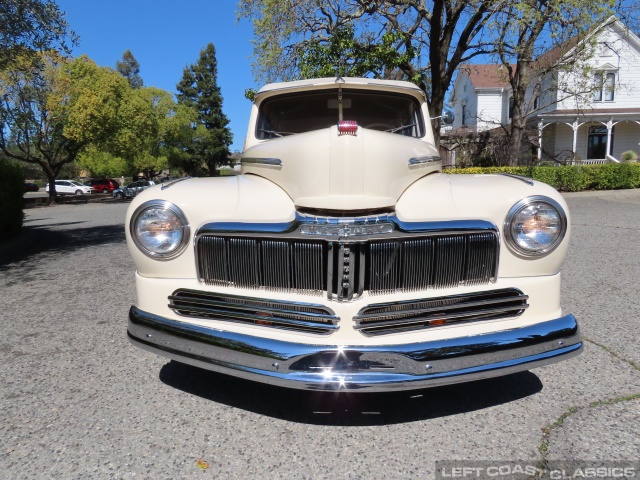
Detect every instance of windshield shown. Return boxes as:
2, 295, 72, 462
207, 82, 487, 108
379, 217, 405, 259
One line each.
70, 181, 83, 186
257, 89, 424, 139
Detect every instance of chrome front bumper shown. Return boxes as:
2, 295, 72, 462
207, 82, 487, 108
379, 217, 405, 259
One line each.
128, 306, 582, 392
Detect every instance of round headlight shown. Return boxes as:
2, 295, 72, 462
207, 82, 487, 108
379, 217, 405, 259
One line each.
504, 196, 567, 257
130, 200, 190, 259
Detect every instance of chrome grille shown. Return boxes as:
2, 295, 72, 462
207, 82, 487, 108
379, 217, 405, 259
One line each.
196, 230, 499, 301
169, 289, 339, 334
355, 289, 529, 336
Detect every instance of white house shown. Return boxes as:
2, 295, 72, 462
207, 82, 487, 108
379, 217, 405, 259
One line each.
449, 17, 640, 163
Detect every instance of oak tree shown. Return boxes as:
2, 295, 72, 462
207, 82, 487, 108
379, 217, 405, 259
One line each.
0, 54, 129, 201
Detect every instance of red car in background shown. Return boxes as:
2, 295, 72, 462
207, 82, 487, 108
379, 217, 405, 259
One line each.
24, 183, 40, 192
84, 179, 120, 194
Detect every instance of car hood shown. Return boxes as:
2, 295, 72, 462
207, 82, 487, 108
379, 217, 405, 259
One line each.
241, 126, 440, 212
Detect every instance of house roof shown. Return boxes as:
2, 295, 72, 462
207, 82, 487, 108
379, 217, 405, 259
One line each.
459, 64, 511, 89
458, 16, 630, 88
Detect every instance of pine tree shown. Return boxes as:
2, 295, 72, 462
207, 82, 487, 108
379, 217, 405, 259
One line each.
176, 43, 232, 176
116, 49, 143, 89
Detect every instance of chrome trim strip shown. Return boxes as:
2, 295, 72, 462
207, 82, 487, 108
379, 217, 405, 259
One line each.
168, 290, 339, 335
499, 173, 534, 186
171, 304, 339, 334
197, 214, 499, 238
408, 155, 441, 166
161, 177, 192, 190
129, 306, 582, 392
355, 293, 529, 321
354, 289, 529, 336
241, 157, 283, 167
355, 305, 529, 336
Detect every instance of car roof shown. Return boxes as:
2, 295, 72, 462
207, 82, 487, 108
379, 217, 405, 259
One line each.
254, 77, 426, 102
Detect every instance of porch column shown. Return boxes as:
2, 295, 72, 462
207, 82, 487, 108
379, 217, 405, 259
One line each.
572, 119, 579, 164
537, 121, 544, 162
605, 118, 613, 158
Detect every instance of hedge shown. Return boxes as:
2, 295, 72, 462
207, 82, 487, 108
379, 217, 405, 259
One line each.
445, 163, 640, 192
0, 159, 25, 242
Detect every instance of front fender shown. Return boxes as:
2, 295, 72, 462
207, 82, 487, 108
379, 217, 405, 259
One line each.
126, 175, 295, 278
396, 173, 571, 277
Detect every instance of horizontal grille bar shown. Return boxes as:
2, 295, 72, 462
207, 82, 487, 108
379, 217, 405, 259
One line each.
196, 229, 498, 301
169, 289, 339, 335
354, 289, 528, 336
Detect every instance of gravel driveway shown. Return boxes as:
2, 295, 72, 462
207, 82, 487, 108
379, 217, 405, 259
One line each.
0, 194, 638, 479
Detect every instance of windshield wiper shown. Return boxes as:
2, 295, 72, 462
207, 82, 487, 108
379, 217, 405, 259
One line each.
260, 129, 294, 137
386, 123, 416, 134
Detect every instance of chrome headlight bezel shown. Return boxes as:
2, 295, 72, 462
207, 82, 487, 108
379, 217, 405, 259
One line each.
503, 195, 567, 258
130, 200, 190, 260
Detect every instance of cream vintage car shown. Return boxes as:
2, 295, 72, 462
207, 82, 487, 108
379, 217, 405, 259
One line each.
126, 77, 581, 392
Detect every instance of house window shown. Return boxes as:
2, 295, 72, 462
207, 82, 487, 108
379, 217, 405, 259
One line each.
462, 104, 466, 126
533, 96, 539, 110
594, 72, 616, 101
508, 96, 514, 120
587, 125, 614, 159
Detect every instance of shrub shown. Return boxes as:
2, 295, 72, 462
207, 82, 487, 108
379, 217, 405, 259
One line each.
621, 150, 638, 163
446, 163, 640, 191
556, 167, 589, 192
0, 159, 25, 242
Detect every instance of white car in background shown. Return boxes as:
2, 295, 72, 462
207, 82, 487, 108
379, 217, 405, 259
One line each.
45, 180, 94, 195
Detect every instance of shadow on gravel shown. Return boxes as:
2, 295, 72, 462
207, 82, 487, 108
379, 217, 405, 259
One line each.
159, 361, 543, 426
0, 224, 125, 268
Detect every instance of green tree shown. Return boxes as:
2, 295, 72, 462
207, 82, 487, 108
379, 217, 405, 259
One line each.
116, 49, 143, 89
298, 24, 421, 83
0, 53, 129, 202
162, 103, 202, 176
0, 0, 77, 70
176, 43, 232, 176
81, 87, 186, 179
76, 147, 128, 178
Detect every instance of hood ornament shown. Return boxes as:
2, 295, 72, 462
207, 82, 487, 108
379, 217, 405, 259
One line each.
338, 120, 358, 136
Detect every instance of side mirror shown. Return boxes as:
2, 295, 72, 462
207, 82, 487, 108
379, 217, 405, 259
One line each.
432, 109, 455, 125
442, 109, 455, 125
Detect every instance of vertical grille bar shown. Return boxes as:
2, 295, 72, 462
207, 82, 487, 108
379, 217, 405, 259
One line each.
464, 233, 497, 286
326, 241, 335, 300
369, 240, 401, 294
261, 240, 291, 290
292, 241, 324, 292
433, 235, 466, 288
228, 238, 260, 288
402, 238, 433, 292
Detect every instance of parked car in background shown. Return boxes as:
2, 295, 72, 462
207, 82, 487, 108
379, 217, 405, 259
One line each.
112, 180, 155, 200
45, 180, 94, 195
24, 182, 39, 192
126, 77, 581, 393
84, 178, 120, 194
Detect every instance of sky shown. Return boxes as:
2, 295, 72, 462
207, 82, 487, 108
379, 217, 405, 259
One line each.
56, 0, 258, 152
